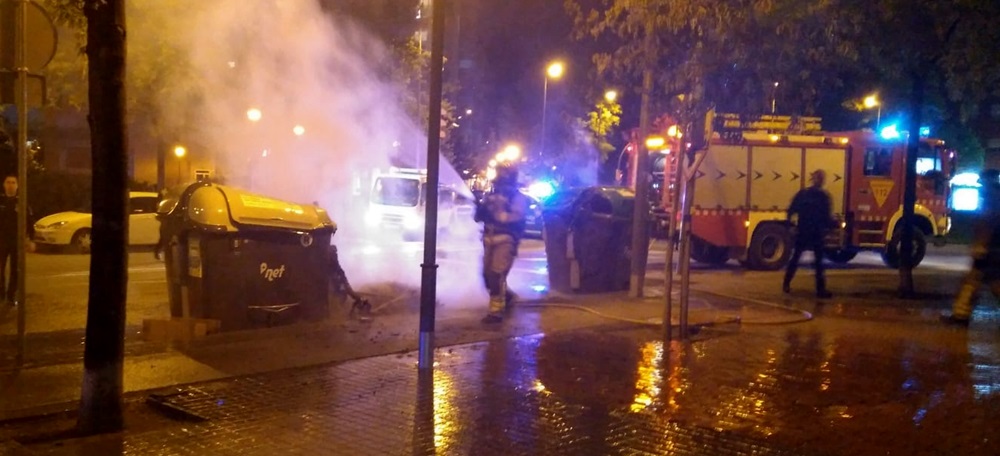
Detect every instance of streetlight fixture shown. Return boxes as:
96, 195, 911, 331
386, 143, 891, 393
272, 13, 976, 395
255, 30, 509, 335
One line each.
604, 90, 618, 103
498, 144, 522, 163
541, 61, 565, 158
293, 125, 305, 136
864, 94, 881, 129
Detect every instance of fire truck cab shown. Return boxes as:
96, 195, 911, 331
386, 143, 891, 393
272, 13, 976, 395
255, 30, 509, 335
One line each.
668, 114, 954, 270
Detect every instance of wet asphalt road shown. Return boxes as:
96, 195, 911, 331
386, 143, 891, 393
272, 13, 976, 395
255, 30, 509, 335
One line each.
0, 240, 974, 336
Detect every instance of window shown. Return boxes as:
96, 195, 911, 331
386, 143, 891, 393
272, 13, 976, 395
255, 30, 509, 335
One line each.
130, 197, 159, 214
372, 177, 420, 207
194, 169, 212, 181
863, 148, 893, 176
915, 144, 942, 176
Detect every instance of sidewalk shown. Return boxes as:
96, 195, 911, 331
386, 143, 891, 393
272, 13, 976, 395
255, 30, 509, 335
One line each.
7, 258, 1000, 456
2, 299, 998, 455
0, 280, 757, 421
2, 263, 998, 455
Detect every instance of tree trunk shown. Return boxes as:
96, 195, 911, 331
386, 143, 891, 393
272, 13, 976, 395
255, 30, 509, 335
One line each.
628, 14, 655, 298
898, 73, 923, 298
77, 0, 128, 435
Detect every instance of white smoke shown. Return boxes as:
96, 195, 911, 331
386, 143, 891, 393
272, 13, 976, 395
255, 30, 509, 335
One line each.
145, 0, 485, 306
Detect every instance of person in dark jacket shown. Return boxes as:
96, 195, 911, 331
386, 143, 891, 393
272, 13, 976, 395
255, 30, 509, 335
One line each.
941, 169, 1000, 326
0, 174, 34, 305
475, 164, 529, 324
782, 169, 834, 298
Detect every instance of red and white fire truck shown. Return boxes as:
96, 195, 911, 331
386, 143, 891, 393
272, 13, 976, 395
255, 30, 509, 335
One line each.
622, 113, 955, 270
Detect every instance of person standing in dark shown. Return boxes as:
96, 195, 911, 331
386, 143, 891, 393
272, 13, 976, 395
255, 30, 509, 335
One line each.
941, 169, 1000, 326
783, 169, 834, 299
0, 174, 34, 306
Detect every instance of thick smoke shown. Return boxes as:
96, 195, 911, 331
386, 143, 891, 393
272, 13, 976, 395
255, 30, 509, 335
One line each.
149, 0, 485, 306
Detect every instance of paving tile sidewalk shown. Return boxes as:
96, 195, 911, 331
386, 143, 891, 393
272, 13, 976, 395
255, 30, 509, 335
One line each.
0, 281, 775, 422
2, 303, 999, 456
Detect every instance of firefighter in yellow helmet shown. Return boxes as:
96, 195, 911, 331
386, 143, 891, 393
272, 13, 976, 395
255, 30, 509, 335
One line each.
475, 163, 529, 324
942, 169, 1000, 326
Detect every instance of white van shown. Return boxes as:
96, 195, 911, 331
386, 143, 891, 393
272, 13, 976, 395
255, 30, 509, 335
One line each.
364, 168, 475, 240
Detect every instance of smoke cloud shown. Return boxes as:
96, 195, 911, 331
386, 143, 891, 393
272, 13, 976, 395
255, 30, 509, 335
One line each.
144, 0, 484, 306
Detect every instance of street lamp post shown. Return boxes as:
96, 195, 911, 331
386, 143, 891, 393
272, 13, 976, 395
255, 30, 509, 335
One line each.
771, 82, 779, 114
541, 61, 564, 159
173, 145, 186, 185
247, 108, 262, 189
864, 94, 881, 129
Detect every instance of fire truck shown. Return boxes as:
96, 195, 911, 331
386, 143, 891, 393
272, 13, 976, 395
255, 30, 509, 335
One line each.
623, 114, 955, 270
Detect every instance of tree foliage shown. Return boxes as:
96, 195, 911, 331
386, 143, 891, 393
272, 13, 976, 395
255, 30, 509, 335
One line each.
565, 0, 854, 129
823, 0, 1000, 168
586, 96, 621, 160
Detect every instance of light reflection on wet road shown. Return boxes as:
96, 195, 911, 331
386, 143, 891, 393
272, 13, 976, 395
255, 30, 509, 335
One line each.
10, 318, 999, 455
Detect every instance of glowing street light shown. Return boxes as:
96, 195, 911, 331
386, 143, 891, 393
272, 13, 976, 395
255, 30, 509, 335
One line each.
546, 61, 565, 79
864, 94, 881, 128
498, 144, 522, 163
247, 108, 262, 122
293, 125, 305, 136
541, 60, 565, 158
604, 90, 618, 103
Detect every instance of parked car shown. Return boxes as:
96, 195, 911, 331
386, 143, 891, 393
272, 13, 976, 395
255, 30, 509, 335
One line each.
33, 191, 161, 253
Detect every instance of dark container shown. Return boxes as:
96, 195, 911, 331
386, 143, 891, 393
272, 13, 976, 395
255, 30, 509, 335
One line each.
157, 181, 336, 331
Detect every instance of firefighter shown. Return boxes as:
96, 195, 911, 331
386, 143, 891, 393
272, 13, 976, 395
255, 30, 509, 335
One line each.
475, 163, 529, 324
942, 169, 1000, 326
783, 169, 834, 299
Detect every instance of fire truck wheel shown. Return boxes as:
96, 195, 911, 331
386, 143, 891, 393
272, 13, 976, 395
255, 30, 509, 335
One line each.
881, 229, 927, 269
825, 249, 858, 264
691, 237, 729, 265
747, 224, 792, 271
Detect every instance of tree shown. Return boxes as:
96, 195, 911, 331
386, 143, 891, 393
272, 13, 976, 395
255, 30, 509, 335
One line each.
41, 0, 204, 190
77, 0, 128, 434
585, 94, 621, 162
825, 0, 1000, 296
565, 0, 853, 296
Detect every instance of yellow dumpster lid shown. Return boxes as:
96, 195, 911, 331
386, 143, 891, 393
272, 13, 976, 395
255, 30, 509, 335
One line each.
183, 184, 335, 232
